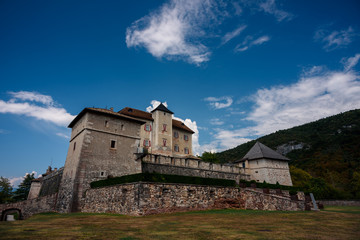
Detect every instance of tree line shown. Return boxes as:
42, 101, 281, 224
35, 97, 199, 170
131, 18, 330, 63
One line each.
0, 173, 35, 204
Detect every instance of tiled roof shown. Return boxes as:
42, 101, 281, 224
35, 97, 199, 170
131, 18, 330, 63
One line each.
118, 107, 153, 121
172, 119, 195, 134
68, 107, 146, 128
242, 141, 289, 161
151, 103, 174, 114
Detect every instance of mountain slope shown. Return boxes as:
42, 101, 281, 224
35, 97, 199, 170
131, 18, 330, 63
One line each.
216, 109, 360, 198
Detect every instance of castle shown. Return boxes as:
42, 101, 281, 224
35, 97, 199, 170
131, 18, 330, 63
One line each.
1, 103, 298, 220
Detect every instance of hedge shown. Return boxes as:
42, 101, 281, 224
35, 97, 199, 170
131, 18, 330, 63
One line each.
90, 172, 237, 188
239, 179, 302, 193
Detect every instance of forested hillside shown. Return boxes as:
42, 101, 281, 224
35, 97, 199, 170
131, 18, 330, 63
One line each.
216, 109, 360, 199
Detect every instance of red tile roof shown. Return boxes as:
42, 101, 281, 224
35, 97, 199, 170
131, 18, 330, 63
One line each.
68, 107, 146, 128
172, 119, 195, 134
118, 107, 154, 121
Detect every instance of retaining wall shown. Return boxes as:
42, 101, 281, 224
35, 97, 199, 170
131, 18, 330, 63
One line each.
0, 193, 57, 220
82, 182, 305, 216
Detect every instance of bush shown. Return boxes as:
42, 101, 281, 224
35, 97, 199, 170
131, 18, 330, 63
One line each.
90, 172, 237, 188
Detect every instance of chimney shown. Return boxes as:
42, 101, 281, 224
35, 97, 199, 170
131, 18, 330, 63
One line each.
110, 107, 114, 112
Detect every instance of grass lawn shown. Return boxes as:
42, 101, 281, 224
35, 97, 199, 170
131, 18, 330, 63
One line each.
0, 206, 359, 240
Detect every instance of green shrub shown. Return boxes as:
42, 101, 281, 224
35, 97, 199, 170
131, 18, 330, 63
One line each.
90, 172, 237, 188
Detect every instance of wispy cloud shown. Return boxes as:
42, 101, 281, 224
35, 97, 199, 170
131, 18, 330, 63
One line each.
209, 118, 224, 126
246, 64, 360, 136
235, 35, 270, 52
342, 53, 360, 72
56, 132, 70, 139
221, 25, 247, 45
204, 96, 233, 109
126, 0, 228, 65
258, 0, 293, 22
0, 91, 75, 127
199, 55, 360, 153
125, 0, 288, 65
314, 26, 356, 51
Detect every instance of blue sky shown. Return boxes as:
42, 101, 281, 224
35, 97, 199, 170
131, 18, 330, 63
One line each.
1, 0, 359, 186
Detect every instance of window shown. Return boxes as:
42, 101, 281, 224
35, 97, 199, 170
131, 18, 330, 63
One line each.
121, 124, 124, 131
174, 131, 179, 138
73, 142, 76, 151
163, 139, 167, 147
100, 171, 105, 177
110, 140, 116, 149
174, 145, 179, 152
184, 147, 189, 154
162, 124, 167, 132
144, 124, 152, 132
144, 139, 151, 147
184, 135, 189, 141
105, 121, 109, 127
242, 162, 245, 168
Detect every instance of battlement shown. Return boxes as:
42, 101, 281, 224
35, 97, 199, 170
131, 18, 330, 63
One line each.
141, 154, 250, 183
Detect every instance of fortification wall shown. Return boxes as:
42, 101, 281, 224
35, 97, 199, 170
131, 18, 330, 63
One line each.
39, 168, 64, 197
82, 182, 305, 216
0, 193, 57, 220
142, 154, 249, 183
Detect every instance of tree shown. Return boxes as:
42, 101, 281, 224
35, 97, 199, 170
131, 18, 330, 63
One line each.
0, 176, 13, 204
13, 173, 35, 202
200, 152, 220, 163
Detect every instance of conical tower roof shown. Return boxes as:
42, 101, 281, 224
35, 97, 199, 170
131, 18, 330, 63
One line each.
243, 141, 289, 161
151, 103, 174, 114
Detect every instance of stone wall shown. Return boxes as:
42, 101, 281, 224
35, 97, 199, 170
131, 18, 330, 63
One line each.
142, 154, 250, 183
82, 182, 305, 216
0, 193, 57, 220
39, 168, 64, 197
318, 200, 360, 206
142, 162, 242, 183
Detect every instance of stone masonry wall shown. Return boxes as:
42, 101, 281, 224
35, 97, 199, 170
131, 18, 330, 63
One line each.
39, 168, 64, 197
142, 154, 250, 183
82, 182, 305, 216
0, 193, 57, 220
142, 162, 242, 183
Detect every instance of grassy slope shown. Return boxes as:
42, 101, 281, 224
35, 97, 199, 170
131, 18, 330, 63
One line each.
0, 207, 359, 240
216, 109, 360, 198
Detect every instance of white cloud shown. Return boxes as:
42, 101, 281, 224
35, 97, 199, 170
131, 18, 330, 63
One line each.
146, 100, 168, 112
0, 91, 75, 127
204, 96, 233, 109
221, 25, 247, 45
342, 53, 360, 72
235, 35, 270, 52
245, 67, 360, 136
259, 0, 293, 22
126, 0, 228, 65
200, 56, 360, 153
214, 129, 252, 150
315, 26, 356, 51
8, 91, 53, 105
56, 132, 70, 139
9, 171, 39, 188
209, 118, 224, 125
